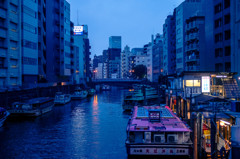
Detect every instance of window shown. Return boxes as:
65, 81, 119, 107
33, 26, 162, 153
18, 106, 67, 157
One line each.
225, 46, 231, 56
214, 18, 222, 28
22, 40, 37, 50
215, 63, 223, 72
23, 6, 36, 18
23, 57, 37, 65
225, 62, 231, 72
177, 58, 182, 63
215, 48, 223, 57
224, 14, 230, 24
214, 3, 222, 14
0, 58, 5, 68
215, 33, 223, 43
224, 0, 230, 9
186, 80, 200, 87
23, 23, 37, 34
10, 4, 18, 14
225, 30, 231, 40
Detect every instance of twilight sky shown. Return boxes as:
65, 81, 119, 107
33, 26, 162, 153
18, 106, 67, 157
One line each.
67, 0, 184, 57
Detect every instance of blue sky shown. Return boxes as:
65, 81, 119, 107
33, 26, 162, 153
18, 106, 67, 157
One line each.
67, 0, 184, 57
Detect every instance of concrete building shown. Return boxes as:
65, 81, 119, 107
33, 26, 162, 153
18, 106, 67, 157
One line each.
231, 0, 240, 79
95, 63, 103, 79
163, 12, 176, 76
108, 36, 121, 78
175, 0, 203, 74
152, 34, 163, 82
93, 54, 103, 70
121, 45, 131, 79
213, 0, 231, 72
46, 0, 73, 83
185, 15, 208, 71
37, 0, 47, 83
22, 0, 38, 85
0, 0, 22, 88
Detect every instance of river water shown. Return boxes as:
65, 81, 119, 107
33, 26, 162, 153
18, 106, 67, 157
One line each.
0, 88, 130, 159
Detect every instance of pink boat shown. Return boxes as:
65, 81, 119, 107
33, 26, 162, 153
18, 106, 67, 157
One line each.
126, 106, 192, 157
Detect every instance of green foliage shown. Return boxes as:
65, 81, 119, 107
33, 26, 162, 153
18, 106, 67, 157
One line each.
132, 65, 147, 79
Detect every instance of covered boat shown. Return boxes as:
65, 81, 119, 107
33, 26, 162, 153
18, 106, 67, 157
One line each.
0, 107, 9, 127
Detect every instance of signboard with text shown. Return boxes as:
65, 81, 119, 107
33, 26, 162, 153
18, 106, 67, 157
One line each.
73, 26, 83, 35
202, 76, 210, 93
130, 148, 189, 155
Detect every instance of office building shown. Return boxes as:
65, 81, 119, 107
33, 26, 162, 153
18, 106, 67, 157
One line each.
0, 0, 22, 88
152, 34, 163, 82
121, 45, 131, 79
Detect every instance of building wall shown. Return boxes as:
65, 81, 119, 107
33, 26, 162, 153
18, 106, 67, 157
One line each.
175, 0, 203, 74
213, 0, 231, 72
0, 0, 22, 88
231, 0, 240, 78
109, 36, 121, 49
121, 45, 130, 79
22, 0, 38, 84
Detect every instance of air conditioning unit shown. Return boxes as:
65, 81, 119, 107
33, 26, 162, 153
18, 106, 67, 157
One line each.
167, 134, 178, 143
154, 134, 165, 143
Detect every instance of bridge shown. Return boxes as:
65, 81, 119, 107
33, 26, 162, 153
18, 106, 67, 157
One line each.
91, 79, 143, 87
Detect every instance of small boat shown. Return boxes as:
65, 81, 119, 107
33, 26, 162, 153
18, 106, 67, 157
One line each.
0, 107, 9, 127
54, 92, 71, 105
101, 85, 111, 91
126, 105, 192, 157
88, 89, 96, 96
71, 87, 88, 100
8, 97, 54, 117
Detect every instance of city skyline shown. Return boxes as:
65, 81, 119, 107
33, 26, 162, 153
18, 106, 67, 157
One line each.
67, 0, 184, 57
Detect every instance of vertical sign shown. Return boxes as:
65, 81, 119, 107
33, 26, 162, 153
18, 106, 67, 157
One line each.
202, 76, 210, 92
73, 26, 83, 35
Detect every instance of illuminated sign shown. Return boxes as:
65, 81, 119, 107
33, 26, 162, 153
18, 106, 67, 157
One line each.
130, 148, 189, 155
73, 26, 83, 35
202, 76, 210, 93
149, 110, 161, 122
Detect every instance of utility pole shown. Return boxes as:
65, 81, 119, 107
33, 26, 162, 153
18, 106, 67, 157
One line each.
194, 113, 198, 159
211, 103, 217, 159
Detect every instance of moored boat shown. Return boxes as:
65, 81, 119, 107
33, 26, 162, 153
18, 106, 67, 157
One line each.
8, 97, 54, 117
71, 87, 88, 100
54, 92, 71, 105
126, 105, 192, 156
88, 88, 96, 96
0, 107, 9, 127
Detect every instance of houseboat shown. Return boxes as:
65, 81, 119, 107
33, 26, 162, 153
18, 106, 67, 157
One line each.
126, 106, 192, 157
101, 85, 111, 91
122, 86, 159, 111
88, 88, 96, 96
71, 87, 88, 100
8, 97, 54, 117
54, 92, 71, 105
0, 107, 9, 127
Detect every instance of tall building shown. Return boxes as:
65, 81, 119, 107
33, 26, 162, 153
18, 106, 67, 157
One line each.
121, 45, 131, 79
22, 0, 38, 85
152, 34, 163, 82
102, 50, 108, 79
231, 0, 240, 78
175, 0, 203, 73
213, 0, 231, 72
108, 36, 121, 78
46, 0, 73, 83
163, 12, 176, 76
37, 0, 47, 83
0, 0, 22, 88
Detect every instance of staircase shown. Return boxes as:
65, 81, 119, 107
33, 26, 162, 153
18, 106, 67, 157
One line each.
222, 78, 240, 99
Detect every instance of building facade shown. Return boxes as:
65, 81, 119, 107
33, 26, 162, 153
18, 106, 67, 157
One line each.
163, 13, 176, 76
152, 34, 163, 82
0, 0, 22, 88
121, 45, 130, 79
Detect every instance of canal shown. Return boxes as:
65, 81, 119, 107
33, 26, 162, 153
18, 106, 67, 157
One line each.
0, 88, 130, 159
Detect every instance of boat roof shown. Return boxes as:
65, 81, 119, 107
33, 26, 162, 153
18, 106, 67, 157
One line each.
13, 97, 53, 105
128, 106, 192, 132
0, 107, 6, 112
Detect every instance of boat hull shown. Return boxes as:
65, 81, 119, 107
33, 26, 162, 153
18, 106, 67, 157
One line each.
9, 105, 53, 117
54, 98, 71, 105
126, 143, 192, 156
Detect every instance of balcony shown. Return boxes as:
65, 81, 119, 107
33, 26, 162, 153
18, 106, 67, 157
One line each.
9, 49, 19, 59
0, 28, 7, 38
0, 48, 7, 57
9, 30, 19, 41
0, 69, 7, 77
10, 0, 18, 6
9, 12, 18, 23
185, 55, 199, 63
0, 7, 7, 19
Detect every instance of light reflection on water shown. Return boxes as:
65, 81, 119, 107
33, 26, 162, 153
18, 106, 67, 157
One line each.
0, 88, 130, 159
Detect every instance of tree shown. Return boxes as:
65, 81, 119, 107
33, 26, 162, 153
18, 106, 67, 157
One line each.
132, 65, 147, 79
